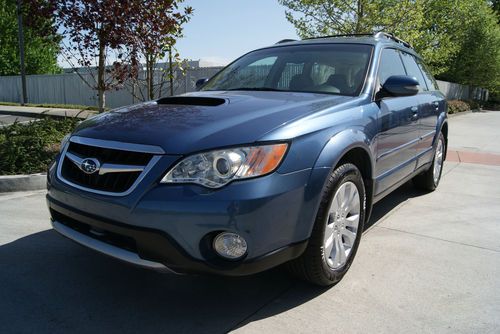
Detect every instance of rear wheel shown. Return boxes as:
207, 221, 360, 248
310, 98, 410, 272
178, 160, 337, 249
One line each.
287, 163, 366, 286
413, 132, 445, 191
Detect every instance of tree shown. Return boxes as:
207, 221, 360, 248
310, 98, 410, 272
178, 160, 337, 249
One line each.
278, 0, 420, 37
54, 1, 140, 112
0, 0, 60, 76
442, 2, 500, 95
130, 0, 193, 100
491, 0, 500, 20
396, 0, 477, 75
279, 0, 500, 89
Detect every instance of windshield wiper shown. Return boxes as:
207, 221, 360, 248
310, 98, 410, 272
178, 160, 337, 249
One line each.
225, 87, 285, 92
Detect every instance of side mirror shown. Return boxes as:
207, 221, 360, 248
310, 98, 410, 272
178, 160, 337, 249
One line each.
195, 78, 209, 90
382, 75, 419, 97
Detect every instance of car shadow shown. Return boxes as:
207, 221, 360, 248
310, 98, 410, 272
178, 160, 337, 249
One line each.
365, 181, 429, 231
0, 182, 428, 333
0, 229, 329, 333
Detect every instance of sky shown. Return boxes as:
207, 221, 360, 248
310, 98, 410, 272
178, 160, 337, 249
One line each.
58, 1, 299, 68
175, 0, 299, 66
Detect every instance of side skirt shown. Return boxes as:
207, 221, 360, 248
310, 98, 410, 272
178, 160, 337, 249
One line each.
372, 161, 432, 204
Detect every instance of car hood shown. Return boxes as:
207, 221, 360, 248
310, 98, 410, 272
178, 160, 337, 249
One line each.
73, 91, 353, 154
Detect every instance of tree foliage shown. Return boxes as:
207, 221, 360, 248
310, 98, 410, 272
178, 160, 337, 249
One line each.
279, 0, 500, 94
49, 0, 192, 112
54, 0, 141, 112
279, 0, 419, 36
0, 0, 60, 76
491, 0, 500, 19
441, 2, 500, 94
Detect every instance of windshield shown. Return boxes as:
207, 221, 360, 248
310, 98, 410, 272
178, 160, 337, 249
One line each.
201, 44, 373, 96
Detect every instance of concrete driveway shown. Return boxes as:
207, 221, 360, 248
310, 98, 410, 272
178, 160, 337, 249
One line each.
1, 111, 499, 333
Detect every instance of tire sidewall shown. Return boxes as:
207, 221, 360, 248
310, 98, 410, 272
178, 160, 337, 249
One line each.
317, 164, 366, 283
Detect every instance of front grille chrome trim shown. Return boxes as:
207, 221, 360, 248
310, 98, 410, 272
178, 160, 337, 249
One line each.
57, 137, 162, 197
52, 220, 177, 273
70, 135, 165, 154
65, 151, 145, 175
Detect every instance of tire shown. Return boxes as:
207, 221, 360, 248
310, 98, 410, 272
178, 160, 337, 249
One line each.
413, 132, 445, 191
287, 163, 366, 286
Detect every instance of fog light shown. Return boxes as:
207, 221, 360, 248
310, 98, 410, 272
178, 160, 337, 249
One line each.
213, 232, 247, 259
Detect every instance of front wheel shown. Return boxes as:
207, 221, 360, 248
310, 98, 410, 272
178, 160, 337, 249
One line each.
287, 163, 366, 286
413, 132, 445, 191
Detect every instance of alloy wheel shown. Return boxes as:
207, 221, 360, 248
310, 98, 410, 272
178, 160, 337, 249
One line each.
323, 181, 360, 269
433, 138, 444, 184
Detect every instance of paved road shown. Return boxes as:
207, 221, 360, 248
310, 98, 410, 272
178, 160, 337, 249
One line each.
1, 111, 499, 333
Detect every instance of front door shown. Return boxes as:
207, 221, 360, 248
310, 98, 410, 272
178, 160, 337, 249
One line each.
374, 48, 420, 195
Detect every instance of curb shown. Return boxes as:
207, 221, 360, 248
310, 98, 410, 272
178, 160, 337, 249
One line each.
447, 108, 484, 118
0, 109, 94, 120
0, 173, 47, 192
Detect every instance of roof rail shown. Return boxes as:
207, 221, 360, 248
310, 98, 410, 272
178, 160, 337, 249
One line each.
303, 33, 372, 40
275, 39, 297, 44
299, 32, 413, 49
373, 32, 412, 49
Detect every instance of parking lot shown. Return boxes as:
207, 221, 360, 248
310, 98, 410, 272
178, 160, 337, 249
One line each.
1, 111, 499, 333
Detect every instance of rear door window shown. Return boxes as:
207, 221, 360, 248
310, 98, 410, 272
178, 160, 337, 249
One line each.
400, 52, 428, 92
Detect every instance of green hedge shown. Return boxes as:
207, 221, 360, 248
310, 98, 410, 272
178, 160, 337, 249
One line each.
0, 117, 79, 175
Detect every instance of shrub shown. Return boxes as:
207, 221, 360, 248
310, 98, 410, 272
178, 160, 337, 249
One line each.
482, 99, 500, 110
0, 117, 79, 175
465, 100, 481, 110
447, 100, 471, 114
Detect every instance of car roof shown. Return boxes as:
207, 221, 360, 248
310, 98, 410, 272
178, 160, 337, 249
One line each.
261, 35, 420, 58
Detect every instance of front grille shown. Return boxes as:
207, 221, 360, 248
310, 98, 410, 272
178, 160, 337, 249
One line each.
60, 141, 155, 194
68, 142, 152, 165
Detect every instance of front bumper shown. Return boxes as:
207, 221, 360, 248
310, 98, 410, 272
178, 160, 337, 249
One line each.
48, 195, 308, 275
46, 157, 325, 275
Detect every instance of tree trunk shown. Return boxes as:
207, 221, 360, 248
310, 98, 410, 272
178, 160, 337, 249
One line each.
169, 47, 174, 96
97, 42, 106, 113
146, 54, 154, 100
355, 0, 364, 33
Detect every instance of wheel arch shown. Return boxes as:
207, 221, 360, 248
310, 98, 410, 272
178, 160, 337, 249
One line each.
437, 114, 448, 159
311, 129, 375, 225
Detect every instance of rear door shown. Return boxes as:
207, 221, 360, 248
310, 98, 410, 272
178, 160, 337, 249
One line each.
415, 58, 445, 166
375, 48, 421, 194
400, 52, 437, 163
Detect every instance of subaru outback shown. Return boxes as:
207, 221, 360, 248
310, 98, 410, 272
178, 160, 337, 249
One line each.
47, 32, 447, 286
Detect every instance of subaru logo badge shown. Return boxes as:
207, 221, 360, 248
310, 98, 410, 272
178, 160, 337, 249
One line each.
80, 158, 101, 174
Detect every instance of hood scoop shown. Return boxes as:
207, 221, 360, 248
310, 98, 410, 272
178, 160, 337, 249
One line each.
157, 96, 226, 107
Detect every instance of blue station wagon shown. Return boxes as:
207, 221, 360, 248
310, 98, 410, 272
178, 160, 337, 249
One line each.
47, 32, 447, 286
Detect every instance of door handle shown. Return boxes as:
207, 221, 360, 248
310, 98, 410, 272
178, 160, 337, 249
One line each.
410, 106, 418, 120
433, 101, 439, 110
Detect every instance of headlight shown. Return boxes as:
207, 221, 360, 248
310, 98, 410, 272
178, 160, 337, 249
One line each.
60, 134, 71, 152
161, 143, 288, 188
